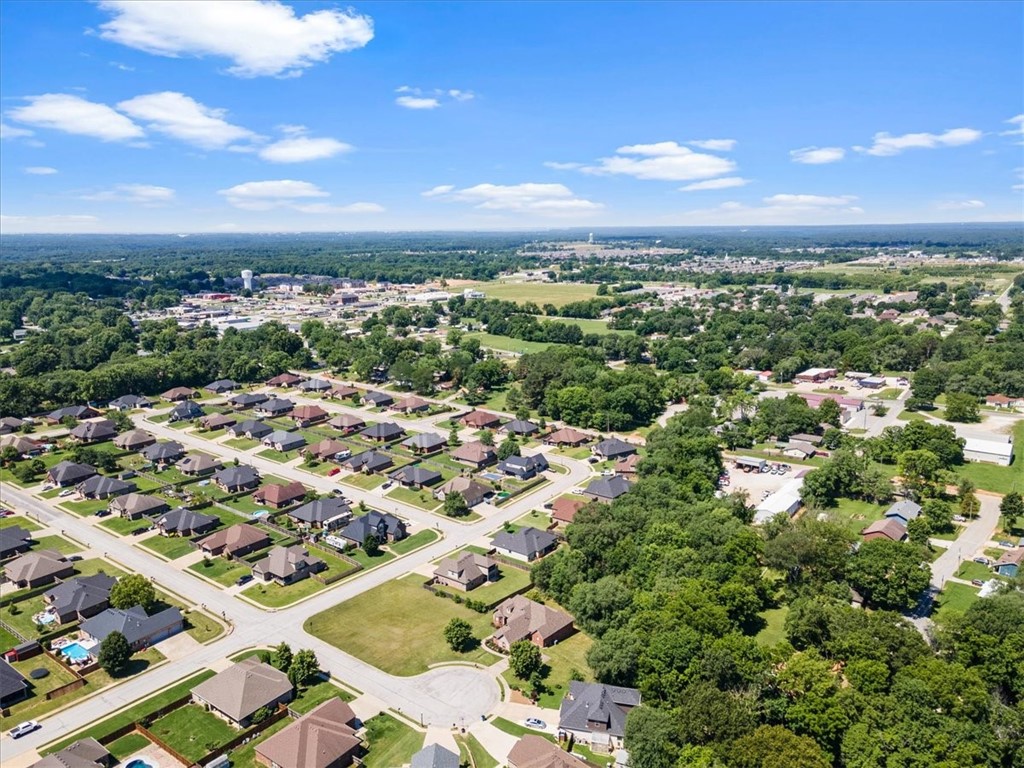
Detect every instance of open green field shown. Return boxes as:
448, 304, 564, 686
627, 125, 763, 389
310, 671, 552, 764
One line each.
305, 577, 497, 675
548, 316, 634, 336
754, 606, 790, 646
824, 497, 888, 537
957, 422, 1023, 494
362, 714, 424, 768
465, 332, 561, 355
470, 281, 600, 307
502, 631, 593, 708
150, 704, 238, 762
224, 437, 260, 451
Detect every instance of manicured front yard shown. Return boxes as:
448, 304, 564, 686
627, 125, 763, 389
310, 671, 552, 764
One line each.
933, 582, 980, 623
955, 560, 996, 582
224, 437, 260, 451
339, 472, 386, 490
305, 577, 497, 675
242, 548, 360, 608
32, 534, 83, 554
386, 485, 443, 511
256, 448, 301, 464
435, 559, 532, 607
59, 498, 110, 516
99, 516, 150, 535
491, 717, 555, 742
362, 714, 424, 768
502, 631, 593, 708
388, 528, 439, 555
149, 704, 238, 762
189, 556, 253, 587
140, 534, 197, 560
0, 515, 43, 532
291, 676, 355, 712
340, 545, 395, 570
456, 734, 498, 768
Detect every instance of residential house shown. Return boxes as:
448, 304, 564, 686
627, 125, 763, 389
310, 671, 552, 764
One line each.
885, 500, 922, 525
986, 394, 1024, 410
389, 465, 442, 489
557, 682, 641, 751
390, 395, 430, 414
156, 507, 219, 537
293, 405, 329, 427
433, 552, 498, 591
460, 410, 501, 429
508, 736, 585, 768
433, 476, 491, 507
993, 548, 1024, 577
69, 419, 118, 444
0, 434, 41, 457
502, 419, 539, 437
47, 406, 100, 424
76, 475, 136, 500
79, 605, 184, 651
339, 511, 407, 547
113, 429, 156, 451
177, 453, 224, 476
0, 416, 26, 434
861, 518, 908, 542
779, 440, 817, 460
199, 413, 237, 431
205, 379, 238, 394
0, 526, 33, 559
230, 392, 269, 410
109, 492, 169, 519
305, 439, 351, 461
228, 419, 273, 441
551, 497, 587, 527
326, 385, 360, 401
614, 454, 641, 477
252, 545, 325, 585
255, 698, 361, 768
0, 659, 29, 708
341, 450, 393, 474
288, 498, 352, 530
411, 745, 460, 768
161, 387, 198, 402
362, 391, 393, 408
451, 441, 497, 469
298, 378, 331, 393
591, 438, 637, 461
401, 432, 446, 454
142, 441, 185, 465
214, 465, 261, 493
47, 461, 96, 487
543, 427, 591, 447
263, 430, 307, 453
584, 476, 633, 502
492, 528, 559, 562
328, 414, 365, 433
491, 595, 574, 651
198, 523, 271, 558
360, 422, 405, 443
43, 574, 115, 624
266, 373, 305, 388
108, 395, 151, 411
255, 398, 296, 418
31, 738, 112, 768
496, 453, 549, 480
192, 657, 294, 727
253, 481, 308, 509
169, 400, 205, 422
789, 432, 823, 446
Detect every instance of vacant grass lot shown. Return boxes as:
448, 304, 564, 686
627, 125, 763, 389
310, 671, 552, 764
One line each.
470, 281, 600, 307
823, 498, 888, 537
465, 333, 561, 355
340, 472, 386, 490
362, 714, 424, 768
150, 704, 238, 762
140, 535, 196, 560
305, 578, 497, 675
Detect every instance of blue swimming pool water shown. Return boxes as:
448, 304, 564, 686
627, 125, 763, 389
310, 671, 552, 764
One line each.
126, 760, 154, 768
61, 642, 90, 662
35, 612, 57, 625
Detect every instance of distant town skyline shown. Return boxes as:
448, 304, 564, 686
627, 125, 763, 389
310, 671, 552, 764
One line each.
1, 0, 1022, 233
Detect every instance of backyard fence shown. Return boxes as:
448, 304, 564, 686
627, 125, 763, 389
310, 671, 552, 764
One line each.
192, 705, 289, 768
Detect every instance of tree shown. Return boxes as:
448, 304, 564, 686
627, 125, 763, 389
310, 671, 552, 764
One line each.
443, 492, 469, 518
0, 446, 19, 467
1000, 491, 1024, 531
959, 492, 981, 519
363, 533, 381, 557
443, 618, 473, 651
109, 573, 156, 611
729, 725, 830, 768
447, 425, 460, 446
625, 707, 680, 768
497, 434, 521, 460
98, 631, 131, 675
897, 449, 942, 499
509, 639, 543, 679
272, 641, 293, 671
479, 429, 494, 446
846, 539, 931, 611
945, 392, 981, 423
288, 649, 320, 687
817, 398, 842, 427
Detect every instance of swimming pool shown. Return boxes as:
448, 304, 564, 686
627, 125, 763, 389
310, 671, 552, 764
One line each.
33, 611, 57, 625
60, 642, 91, 662
126, 760, 155, 768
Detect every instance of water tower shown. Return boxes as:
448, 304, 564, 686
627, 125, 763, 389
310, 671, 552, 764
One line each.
241, 269, 253, 292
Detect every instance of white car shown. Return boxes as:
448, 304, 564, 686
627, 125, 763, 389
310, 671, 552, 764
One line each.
10, 720, 40, 739
571, 488, 585, 495
58, 489, 75, 497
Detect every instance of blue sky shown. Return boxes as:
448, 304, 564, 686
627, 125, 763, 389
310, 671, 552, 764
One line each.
1, 0, 1022, 233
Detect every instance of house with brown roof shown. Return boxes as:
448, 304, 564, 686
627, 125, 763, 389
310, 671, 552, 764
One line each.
267, 373, 305, 388
0, 434, 42, 457
390, 395, 430, 414
491, 595, 574, 651
551, 497, 587, 527
293, 405, 329, 427
305, 439, 352, 461
433, 476, 491, 507
861, 518, 908, 542
255, 698, 361, 768
177, 453, 224, 476
192, 657, 293, 727
109, 492, 170, 519
433, 552, 498, 592
325, 385, 360, 400
451, 441, 497, 469
543, 427, 591, 447
614, 454, 641, 477
113, 429, 156, 451
199, 413, 237, 431
460, 410, 501, 429
508, 736, 586, 768
161, 386, 198, 402
4, 549, 74, 588
986, 394, 1024, 409
253, 481, 308, 509
198, 524, 271, 558
328, 414, 365, 433
252, 545, 325, 585
31, 738, 112, 768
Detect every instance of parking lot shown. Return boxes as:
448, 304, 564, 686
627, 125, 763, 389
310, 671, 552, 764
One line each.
721, 458, 799, 502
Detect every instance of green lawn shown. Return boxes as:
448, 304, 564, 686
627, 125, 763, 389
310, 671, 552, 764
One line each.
0, 515, 43, 532
149, 704, 239, 762
470, 280, 600, 307
227, 717, 291, 768
291, 677, 355, 712
824, 498, 888, 537
503, 631, 594, 708
491, 717, 555, 742
871, 388, 903, 400
509, 510, 553, 531
465, 333, 561, 355
189, 556, 253, 587
32, 534, 83, 554
59, 498, 110, 516
342, 545, 396, 570
221, 493, 272, 515
436, 559, 532, 607
386, 485, 442, 511
362, 714, 425, 768
224, 437, 260, 451
754, 606, 790, 646
933, 582, 980, 623
340, 472, 386, 490
256, 448, 301, 463
957, 427, 1023, 495
140, 535, 197, 560
242, 549, 361, 607
99, 516, 150, 536
388, 528, 439, 555
955, 560, 994, 582
548, 316, 634, 336
0, 626, 20, 652
305, 577, 497, 675
456, 733, 498, 768
105, 733, 152, 760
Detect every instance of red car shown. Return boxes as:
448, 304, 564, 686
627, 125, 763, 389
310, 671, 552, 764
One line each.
327, 467, 341, 476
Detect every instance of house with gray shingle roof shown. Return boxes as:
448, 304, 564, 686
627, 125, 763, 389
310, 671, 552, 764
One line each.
113, 429, 156, 451
5, 550, 73, 588
156, 507, 219, 537
192, 657, 294, 727
389, 465, 442, 489
411, 745, 460, 768
558, 682, 640, 749
401, 432, 446, 454
0, 525, 33, 559
47, 461, 96, 487
341, 450, 393, 474
885, 500, 922, 525
251, 545, 325, 585
43, 574, 115, 624
76, 474, 137, 500
584, 475, 632, 502
214, 465, 261, 493
288, 498, 352, 530
169, 400, 205, 422
80, 604, 183, 651
592, 438, 637, 460
69, 419, 118, 444
491, 528, 558, 562
255, 398, 296, 418
141, 441, 185, 464
228, 419, 273, 440
0, 659, 29, 708
109, 492, 169, 519
263, 430, 306, 453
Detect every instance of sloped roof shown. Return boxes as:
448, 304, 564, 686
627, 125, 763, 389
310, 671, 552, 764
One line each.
44, 574, 115, 617
508, 736, 585, 768
584, 475, 632, 500
80, 604, 182, 646
198, 523, 271, 553
328, 414, 365, 429
492, 527, 558, 558
48, 461, 96, 485
142, 441, 185, 461
254, 481, 307, 505
214, 465, 261, 489
109, 492, 169, 516
256, 698, 359, 768
157, 507, 219, 534
360, 422, 405, 440
411, 744, 460, 768
451, 441, 496, 464
289, 498, 352, 526
544, 427, 590, 445
177, 453, 223, 474
252, 545, 324, 580
402, 432, 446, 451
192, 658, 293, 723
69, 419, 117, 441
76, 474, 136, 497
342, 450, 393, 472
437, 476, 491, 505
493, 595, 573, 645
4, 549, 71, 583
861, 518, 907, 541
113, 429, 156, 450
293, 405, 328, 420
433, 552, 495, 586
391, 465, 442, 486
0, 658, 28, 702
558, 682, 640, 739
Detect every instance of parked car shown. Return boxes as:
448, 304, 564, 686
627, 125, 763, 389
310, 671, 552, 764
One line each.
953, 515, 966, 522
600, 470, 614, 477
58, 489, 75, 497
382, 480, 393, 489
587, 456, 599, 464
973, 556, 991, 565
327, 467, 341, 476
94, 509, 110, 517
571, 488, 585, 495
543, 502, 554, 509
524, 718, 547, 730
998, 541, 1014, 548
236, 574, 253, 586
10, 721, 40, 739
68, 555, 83, 562
971, 579, 985, 587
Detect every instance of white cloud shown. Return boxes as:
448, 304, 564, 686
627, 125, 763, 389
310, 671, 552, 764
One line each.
544, 161, 584, 171
680, 193, 863, 225
7, 94, 143, 141
764, 193, 858, 206
790, 146, 846, 164
936, 199, 985, 210
1, 122, 35, 139
1013, 184, 1024, 192
448, 89, 475, 102
581, 141, 736, 181
117, 92, 256, 149
854, 127, 982, 157
81, 183, 175, 204
292, 202, 385, 214
258, 133, 352, 163
0, 214, 101, 232
218, 179, 378, 214
97, 0, 373, 78
24, 166, 58, 175
688, 139, 736, 151
396, 96, 441, 110
679, 177, 750, 192
1001, 114, 1024, 138
424, 182, 602, 215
